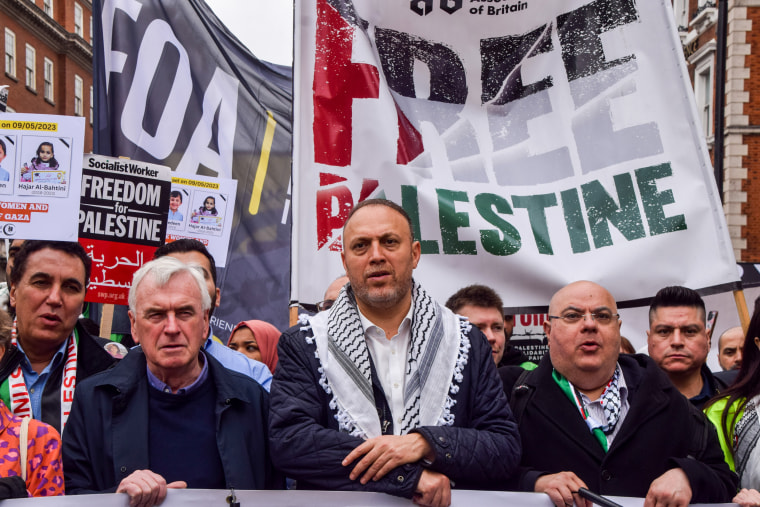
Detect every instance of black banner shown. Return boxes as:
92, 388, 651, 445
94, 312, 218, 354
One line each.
92, 0, 293, 334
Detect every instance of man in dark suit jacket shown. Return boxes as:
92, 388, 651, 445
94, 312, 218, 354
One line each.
505, 281, 736, 507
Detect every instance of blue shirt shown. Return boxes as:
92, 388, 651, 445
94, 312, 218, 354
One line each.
17, 338, 69, 419
147, 351, 209, 394
168, 210, 183, 221
203, 328, 272, 391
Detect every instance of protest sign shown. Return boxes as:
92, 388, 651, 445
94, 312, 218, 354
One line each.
79, 154, 171, 304
165, 175, 237, 268
292, 0, 739, 308
0, 113, 84, 240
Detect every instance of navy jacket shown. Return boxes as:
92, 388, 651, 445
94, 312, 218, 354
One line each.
269, 321, 521, 498
505, 353, 737, 502
63, 347, 283, 494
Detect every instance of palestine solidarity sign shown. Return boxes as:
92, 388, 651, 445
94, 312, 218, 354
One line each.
292, 0, 739, 308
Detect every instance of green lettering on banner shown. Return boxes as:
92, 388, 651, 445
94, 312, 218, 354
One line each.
474, 193, 521, 256
635, 163, 687, 235
560, 188, 590, 253
401, 185, 440, 254
512, 194, 557, 255
581, 173, 645, 249
437, 189, 477, 255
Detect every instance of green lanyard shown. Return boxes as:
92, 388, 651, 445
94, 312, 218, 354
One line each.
552, 369, 608, 452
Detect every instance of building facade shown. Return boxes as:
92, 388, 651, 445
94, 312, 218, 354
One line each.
1, 0, 93, 151
676, 0, 760, 261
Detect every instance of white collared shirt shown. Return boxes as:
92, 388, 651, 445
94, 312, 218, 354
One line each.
358, 305, 414, 435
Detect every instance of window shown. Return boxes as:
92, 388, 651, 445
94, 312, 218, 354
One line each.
89, 85, 93, 124
43, 0, 53, 16
74, 75, 83, 115
694, 63, 713, 136
74, 3, 83, 37
44, 58, 54, 102
673, 0, 688, 29
4, 28, 15, 78
25, 44, 35, 90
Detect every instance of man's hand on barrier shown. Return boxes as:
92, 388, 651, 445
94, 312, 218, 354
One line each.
116, 469, 187, 507
534, 471, 592, 507
343, 433, 433, 484
413, 469, 451, 507
644, 468, 691, 507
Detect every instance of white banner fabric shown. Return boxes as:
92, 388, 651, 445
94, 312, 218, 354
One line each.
292, 0, 738, 308
0, 489, 738, 506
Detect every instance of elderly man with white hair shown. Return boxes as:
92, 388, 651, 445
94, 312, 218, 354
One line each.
62, 256, 282, 503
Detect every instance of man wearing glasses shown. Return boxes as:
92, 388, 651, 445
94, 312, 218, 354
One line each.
505, 281, 735, 507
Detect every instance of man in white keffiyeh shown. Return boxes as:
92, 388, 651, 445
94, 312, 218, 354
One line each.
270, 199, 521, 507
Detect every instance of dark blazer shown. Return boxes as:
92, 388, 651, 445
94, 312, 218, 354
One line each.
63, 347, 283, 494
0, 321, 118, 433
269, 320, 522, 498
505, 353, 737, 503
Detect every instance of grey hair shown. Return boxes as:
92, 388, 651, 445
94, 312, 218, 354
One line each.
128, 256, 211, 312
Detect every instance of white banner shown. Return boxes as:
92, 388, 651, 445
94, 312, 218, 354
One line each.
165, 174, 238, 267
0, 113, 84, 241
292, 0, 738, 308
0, 489, 737, 506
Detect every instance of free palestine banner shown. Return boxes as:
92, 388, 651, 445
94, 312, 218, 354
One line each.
92, 0, 293, 333
292, 0, 739, 308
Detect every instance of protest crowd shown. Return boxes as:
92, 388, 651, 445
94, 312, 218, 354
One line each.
0, 198, 756, 507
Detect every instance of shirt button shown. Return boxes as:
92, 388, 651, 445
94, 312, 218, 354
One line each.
120, 466, 127, 473
29, 388, 34, 394
601, 470, 612, 481
393, 383, 399, 389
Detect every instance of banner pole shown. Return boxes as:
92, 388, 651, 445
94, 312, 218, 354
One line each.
289, 305, 299, 327
99, 304, 114, 339
734, 289, 751, 334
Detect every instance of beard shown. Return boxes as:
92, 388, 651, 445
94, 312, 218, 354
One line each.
351, 273, 413, 310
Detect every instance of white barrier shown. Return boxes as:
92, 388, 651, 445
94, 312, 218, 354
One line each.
0, 489, 737, 506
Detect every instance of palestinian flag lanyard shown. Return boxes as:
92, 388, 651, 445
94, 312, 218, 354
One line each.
7, 318, 78, 428
552, 368, 621, 452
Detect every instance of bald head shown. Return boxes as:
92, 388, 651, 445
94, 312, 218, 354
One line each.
324, 275, 349, 302
544, 281, 621, 395
718, 326, 744, 371
548, 281, 618, 316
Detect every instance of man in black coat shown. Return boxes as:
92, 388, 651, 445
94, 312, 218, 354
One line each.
0, 241, 117, 433
505, 281, 736, 507
63, 257, 281, 503
646, 285, 731, 409
270, 200, 521, 507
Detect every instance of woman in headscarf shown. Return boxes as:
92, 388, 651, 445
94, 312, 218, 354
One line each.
228, 320, 281, 373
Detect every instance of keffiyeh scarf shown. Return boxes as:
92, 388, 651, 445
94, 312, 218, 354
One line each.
304, 281, 469, 438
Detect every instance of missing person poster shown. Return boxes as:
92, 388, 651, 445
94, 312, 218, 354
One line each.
165, 174, 237, 267
78, 154, 171, 304
0, 113, 85, 240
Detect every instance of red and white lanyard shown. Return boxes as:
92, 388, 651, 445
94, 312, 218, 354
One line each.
9, 318, 78, 429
